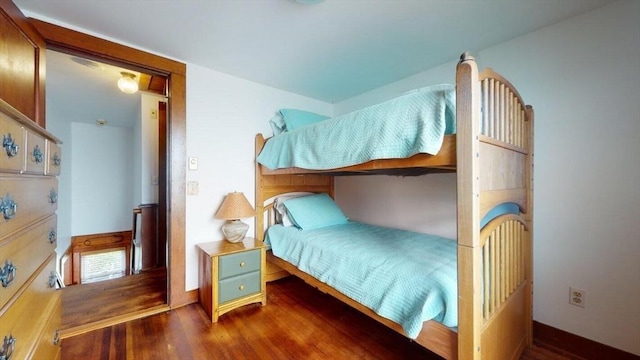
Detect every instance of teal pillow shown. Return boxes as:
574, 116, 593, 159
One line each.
269, 114, 286, 135
279, 109, 330, 131
282, 193, 348, 230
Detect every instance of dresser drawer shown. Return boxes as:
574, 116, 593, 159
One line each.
24, 130, 46, 174
0, 215, 57, 310
45, 140, 62, 176
0, 112, 26, 173
218, 270, 261, 304
30, 296, 62, 360
219, 249, 261, 279
0, 176, 57, 239
0, 255, 60, 360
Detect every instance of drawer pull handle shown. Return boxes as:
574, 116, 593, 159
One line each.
0, 194, 18, 220
32, 144, 43, 163
0, 261, 16, 288
52, 329, 60, 346
239, 261, 245, 267
49, 271, 58, 288
49, 229, 57, 244
0, 334, 16, 360
2, 134, 19, 158
49, 189, 58, 204
239, 284, 245, 291
53, 152, 61, 167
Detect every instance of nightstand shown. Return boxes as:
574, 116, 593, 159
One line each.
197, 237, 266, 322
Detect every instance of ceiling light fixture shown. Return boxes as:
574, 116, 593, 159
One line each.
117, 71, 139, 94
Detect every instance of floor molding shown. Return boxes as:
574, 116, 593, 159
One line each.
533, 321, 639, 360
61, 304, 170, 339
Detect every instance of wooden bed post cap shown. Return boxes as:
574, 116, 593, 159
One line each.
459, 52, 475, 63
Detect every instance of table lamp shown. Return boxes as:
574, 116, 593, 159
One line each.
215, 192, 255, 243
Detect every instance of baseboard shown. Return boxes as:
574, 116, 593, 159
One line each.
533, 321, 639, 360
170, 288, 199, 308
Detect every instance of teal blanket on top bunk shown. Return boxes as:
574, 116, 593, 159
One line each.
265, 221, 458, 339
257, 84, 456, 170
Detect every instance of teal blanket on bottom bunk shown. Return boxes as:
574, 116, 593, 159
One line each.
265, 221, 458, 338
257, 84, 456, 170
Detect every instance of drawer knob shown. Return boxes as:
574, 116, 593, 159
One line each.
0, 194, 18, 220
2, 133, 19, 158
32, 144, 44, 164
239, 284, 245, 291
52, 329, 60, 346
0, 261, 16, 288
49, 229, 57, 244
49, 271, 58, 288
0, 334, 16, 360
49, 189, 58, 204
239, 261, 246, 267
53, 152, 61, 167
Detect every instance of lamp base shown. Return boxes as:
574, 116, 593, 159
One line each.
222, 219, 249, 243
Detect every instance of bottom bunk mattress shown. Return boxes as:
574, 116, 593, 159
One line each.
265, 222, 458, 338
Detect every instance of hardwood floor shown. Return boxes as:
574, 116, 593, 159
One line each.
62, 276, 579, 359
62, 267, 167, 336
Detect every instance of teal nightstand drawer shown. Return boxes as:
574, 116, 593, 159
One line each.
218, 271, 261, 304
219, 249, 260, 279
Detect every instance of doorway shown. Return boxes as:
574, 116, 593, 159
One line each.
45, 49, 169, 332
28, 17, 190, 336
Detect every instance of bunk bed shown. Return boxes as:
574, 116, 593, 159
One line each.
253, 53, 534, 360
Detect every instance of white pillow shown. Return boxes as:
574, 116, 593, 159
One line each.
274, 192, 313, 227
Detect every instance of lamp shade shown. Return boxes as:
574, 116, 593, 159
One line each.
215, 192, 255, 220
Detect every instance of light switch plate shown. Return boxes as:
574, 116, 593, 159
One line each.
188, 157, 198, 170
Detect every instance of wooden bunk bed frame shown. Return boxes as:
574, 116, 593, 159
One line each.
254, 53, 534, 360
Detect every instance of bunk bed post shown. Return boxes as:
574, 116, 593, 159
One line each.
524, 106, 535, 348
456, 53, 482, 360
255, 134, 266, 242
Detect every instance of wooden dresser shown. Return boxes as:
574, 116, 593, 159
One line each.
0, 102, 62, 359
0, 2, 62, 358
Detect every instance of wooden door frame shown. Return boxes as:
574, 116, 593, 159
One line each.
28, 19, 192, 308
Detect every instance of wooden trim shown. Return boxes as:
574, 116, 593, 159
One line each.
533, 321, 639, 360
70, 231, 132, 285
60, 304, 170, 340
29, 19, 188, 309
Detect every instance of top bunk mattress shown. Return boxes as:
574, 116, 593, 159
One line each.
257, 84, 456, 171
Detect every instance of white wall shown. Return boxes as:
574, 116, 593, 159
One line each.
185, 64, 332, 290
138, 93, 164, 205
335, 0, 640, 355
70, 123, 134, 235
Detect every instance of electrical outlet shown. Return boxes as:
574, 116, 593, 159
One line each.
187, 181, 199, 196
569, 287, 585, 308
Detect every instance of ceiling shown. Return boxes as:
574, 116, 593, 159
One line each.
45, 50, 145, 128
17, 0, 616, 104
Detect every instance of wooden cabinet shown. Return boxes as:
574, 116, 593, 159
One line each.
197, 238, 266, 322
0, 105, 62, 359
0, 0, 47, 128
